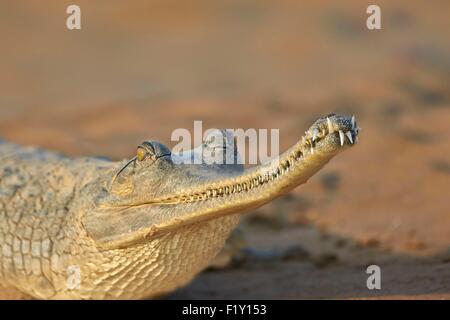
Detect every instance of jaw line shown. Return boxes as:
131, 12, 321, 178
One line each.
87, 114, 359, 249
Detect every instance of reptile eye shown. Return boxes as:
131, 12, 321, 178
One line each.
136, 147, 148, 161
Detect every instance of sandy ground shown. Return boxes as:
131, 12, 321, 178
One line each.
0, 1, 449, 299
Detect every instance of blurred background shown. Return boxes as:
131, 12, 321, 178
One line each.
0, 0, 449, 298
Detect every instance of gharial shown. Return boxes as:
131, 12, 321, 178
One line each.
0, 113, 360, 299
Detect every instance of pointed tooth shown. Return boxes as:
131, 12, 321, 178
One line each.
355, 136, 359, 143
310, 145, 314, 154
327, 117, 334, 132
351, 115, 356, 129
339, 130, 345, 146
312, 129, 319, 141
345, 131, 353, 144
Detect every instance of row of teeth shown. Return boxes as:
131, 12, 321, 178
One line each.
306, 115, 359, 154
161, 116, 359, 204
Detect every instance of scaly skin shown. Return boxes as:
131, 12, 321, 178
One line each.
0, 114, 359, 299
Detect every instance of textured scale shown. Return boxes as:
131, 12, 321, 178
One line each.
0, 142, 239, 299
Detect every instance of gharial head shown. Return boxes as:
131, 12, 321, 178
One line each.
85, 113, 360, 249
